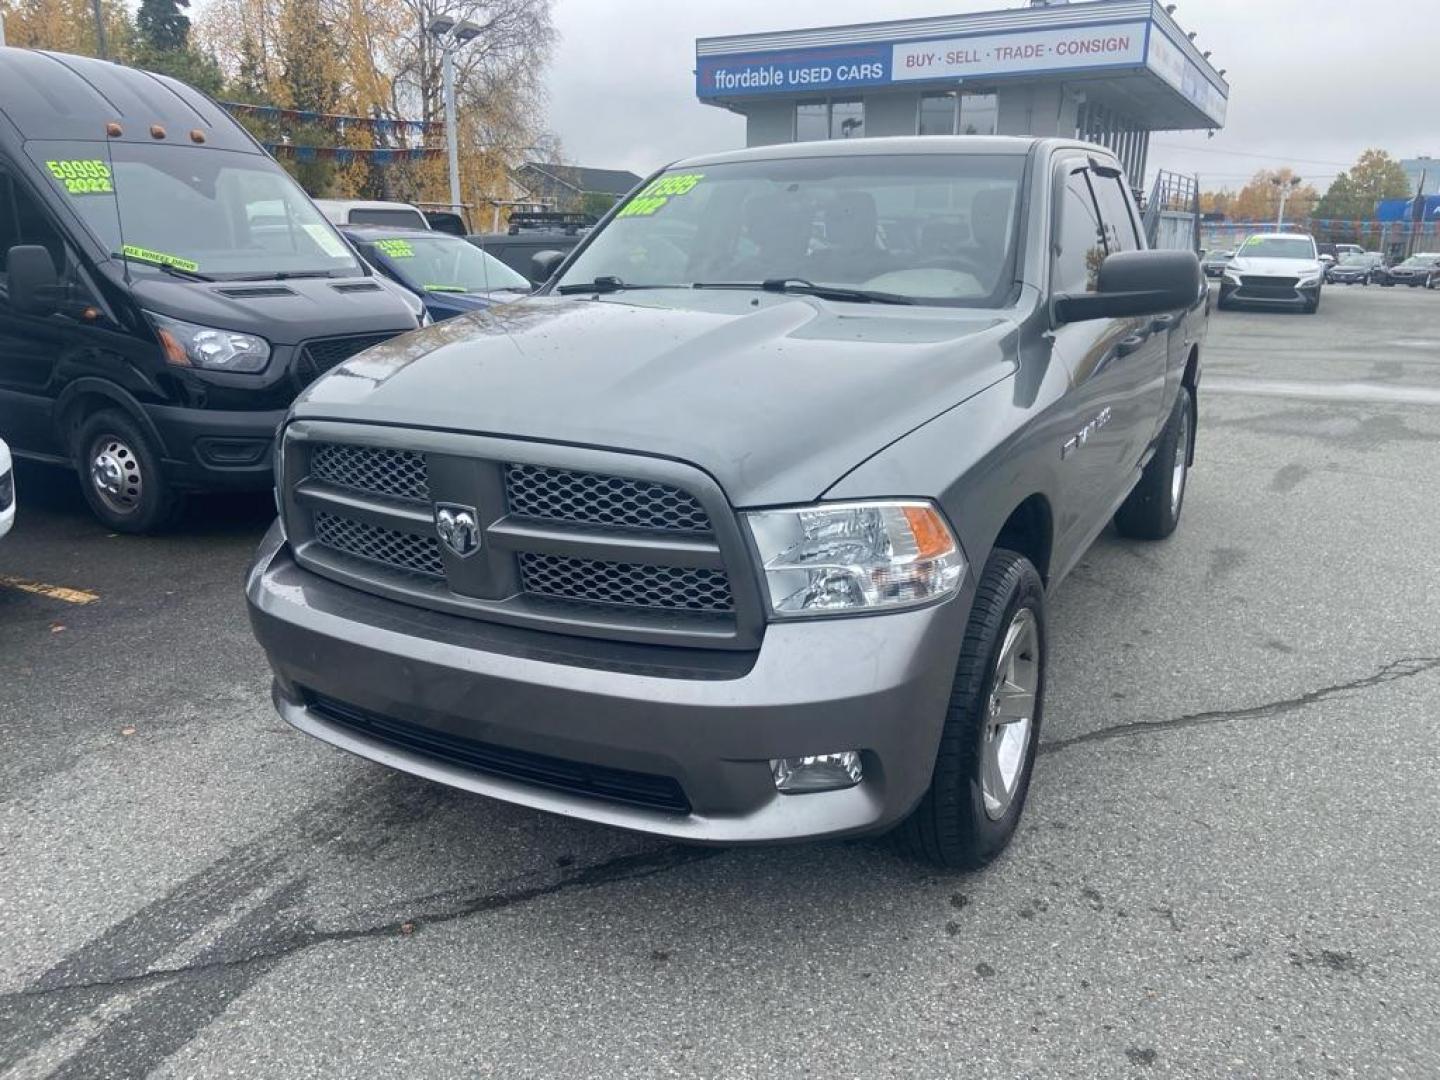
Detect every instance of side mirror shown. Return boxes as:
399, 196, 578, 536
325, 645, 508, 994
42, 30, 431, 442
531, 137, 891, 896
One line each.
7, 245, 64, 316
1054, 250, 1201, 324
530, 249, 566, 283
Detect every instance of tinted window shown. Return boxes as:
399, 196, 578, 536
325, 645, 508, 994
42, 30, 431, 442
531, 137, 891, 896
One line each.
1054, 170, 1105, 294
796, 102, 827, 142
919, 94, 956, 136
349, 207, 428, 229
1091, 174, 1140, 253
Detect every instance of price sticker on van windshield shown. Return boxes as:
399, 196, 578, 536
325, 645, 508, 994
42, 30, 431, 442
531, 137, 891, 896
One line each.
45, 159, 114, 195
374, 239, 415, 258
615, 172, 704, 218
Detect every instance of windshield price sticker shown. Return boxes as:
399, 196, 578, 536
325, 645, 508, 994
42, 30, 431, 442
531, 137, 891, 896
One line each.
375, 239, 415, 258
121, 245, 200, 273
46, 159, 113, 195
616, 173, 704, 218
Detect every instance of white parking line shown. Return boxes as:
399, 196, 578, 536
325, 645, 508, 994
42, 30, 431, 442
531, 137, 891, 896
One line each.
1206, 377, 1440, 407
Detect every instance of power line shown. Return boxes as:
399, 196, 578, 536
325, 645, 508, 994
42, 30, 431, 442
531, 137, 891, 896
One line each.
1152, 141, 1357, 169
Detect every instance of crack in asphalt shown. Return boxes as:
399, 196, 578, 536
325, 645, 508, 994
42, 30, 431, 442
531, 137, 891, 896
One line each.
1040, 655, 1440, 755
1, 845, 721, 1005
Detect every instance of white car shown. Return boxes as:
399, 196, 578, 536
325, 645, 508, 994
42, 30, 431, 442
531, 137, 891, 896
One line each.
0, 438, 14, 540
312, 199, 431, 231
1218, 232, 1326, 313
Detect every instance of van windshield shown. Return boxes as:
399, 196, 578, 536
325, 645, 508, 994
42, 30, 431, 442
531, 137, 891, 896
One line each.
555, 154, 1026, 307
29, 140, 361, 281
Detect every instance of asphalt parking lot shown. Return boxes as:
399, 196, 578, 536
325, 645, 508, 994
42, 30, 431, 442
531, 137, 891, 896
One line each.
2, 284, 1438, 1079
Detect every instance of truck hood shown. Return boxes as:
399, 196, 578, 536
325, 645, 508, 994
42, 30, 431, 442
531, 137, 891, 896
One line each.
121, 274, 420, 345
1227, 256, 1323, 277
293, 292, 1018, 506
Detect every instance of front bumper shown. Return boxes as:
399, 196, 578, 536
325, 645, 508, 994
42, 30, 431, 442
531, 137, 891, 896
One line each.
1219, 279, 1321, 307
245, 524, 971, 844
146, 403, 286, 492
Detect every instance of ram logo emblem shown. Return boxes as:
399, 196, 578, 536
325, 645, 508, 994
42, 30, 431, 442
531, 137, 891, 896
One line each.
434, 503, 481, 558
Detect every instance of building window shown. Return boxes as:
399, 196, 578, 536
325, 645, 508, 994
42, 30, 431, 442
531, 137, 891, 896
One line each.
830, 99, 864, 139
794, 99, 865, 142
959, 93, 998, 136
919, 93, 957, 136
796, 101, 828, 142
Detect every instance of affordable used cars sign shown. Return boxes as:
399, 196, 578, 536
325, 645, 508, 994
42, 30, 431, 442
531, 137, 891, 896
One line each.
696, 44, 891, 98
698, 23, 1148, 98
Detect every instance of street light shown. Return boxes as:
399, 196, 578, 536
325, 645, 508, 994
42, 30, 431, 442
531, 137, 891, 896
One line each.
1271, 175, 1302, 230
427, 16, 484, 215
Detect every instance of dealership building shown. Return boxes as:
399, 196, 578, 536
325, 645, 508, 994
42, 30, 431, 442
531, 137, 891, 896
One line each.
695, 0, 1228, 190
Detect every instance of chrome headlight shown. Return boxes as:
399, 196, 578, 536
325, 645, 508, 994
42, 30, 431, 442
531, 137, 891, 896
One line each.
147, 312, 270, 373
744, 500, 965, 617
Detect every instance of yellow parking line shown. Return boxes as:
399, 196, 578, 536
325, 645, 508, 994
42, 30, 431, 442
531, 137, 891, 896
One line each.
0, 576, 100, 605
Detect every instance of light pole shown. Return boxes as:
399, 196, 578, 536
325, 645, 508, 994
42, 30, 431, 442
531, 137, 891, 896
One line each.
1271, 175, 1302, 230
427, 16, 483, 216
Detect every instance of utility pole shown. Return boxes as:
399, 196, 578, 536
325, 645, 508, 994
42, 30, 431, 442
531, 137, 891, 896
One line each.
92, 0, 109, 58
1273, 175, 1301, 231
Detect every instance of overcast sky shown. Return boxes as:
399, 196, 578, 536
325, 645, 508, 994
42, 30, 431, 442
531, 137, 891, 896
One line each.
544, 0, 1440, 193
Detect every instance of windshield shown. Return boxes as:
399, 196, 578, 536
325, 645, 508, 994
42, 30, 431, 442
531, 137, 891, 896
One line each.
1238, 236, 1316, 260
367, 234, 531, 293
29, 140, 361, 280
1339, 254, 1371, 265
556, 154, 1026, 306
1399, 255, 1440, 267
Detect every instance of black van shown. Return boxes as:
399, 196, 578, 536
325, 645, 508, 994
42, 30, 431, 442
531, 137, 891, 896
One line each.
0, 48, 426, 531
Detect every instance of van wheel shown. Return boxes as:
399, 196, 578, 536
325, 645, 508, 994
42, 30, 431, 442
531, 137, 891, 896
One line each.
74, 409, 180, 533
1114, 385, 1193, 541
893, 549, 1045, 869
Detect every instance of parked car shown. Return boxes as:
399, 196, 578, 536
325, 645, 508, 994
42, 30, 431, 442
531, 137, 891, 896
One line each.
0, 49, 427, 532
247, 136, 1206, 868
1376, 253, 1440, 288
1201, 249, 1234, 278
468, 232, 585, 285
1218, 233, 1326, 312
313, 199, 431, 230
1327, 252, 1385, 285
0, 437, 13, 541
342, 227, 533, 321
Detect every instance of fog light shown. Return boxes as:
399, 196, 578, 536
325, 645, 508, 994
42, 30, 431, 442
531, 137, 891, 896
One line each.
771, 751, 863, 794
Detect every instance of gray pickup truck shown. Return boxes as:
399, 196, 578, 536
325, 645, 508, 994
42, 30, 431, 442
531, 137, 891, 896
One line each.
246, 137, 1205, 868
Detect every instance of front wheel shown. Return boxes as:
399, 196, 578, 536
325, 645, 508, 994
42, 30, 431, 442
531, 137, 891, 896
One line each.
894, 550, 1045, 869
1114, 385, 1194, 541
74, 409, 181, 533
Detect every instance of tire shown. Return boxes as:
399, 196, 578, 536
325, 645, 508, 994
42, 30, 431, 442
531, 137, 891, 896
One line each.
1216, 294, 1233, 311
74, 409, 181, 533
893, 549, 1046, 869
1114, 385, 1193, 541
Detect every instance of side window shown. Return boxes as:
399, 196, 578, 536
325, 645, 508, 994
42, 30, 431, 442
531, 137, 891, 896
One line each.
1054, 170, 1105, 294
1091, 174, 1140, 253
9, 178, 68, 275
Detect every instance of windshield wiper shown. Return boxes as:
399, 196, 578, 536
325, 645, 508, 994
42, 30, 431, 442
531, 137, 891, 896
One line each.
555, 276, 685, 295
692, 279, 914, 305
112, 253, 213, 282
231, 270, 342, 281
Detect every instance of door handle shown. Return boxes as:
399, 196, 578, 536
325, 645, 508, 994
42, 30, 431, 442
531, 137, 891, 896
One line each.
1115, 333, 1149, 357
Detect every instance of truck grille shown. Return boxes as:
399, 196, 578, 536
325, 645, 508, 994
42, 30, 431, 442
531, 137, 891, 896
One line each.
505, 464, 711, 532
519, 552, 733, 612
286, 428, 760, 648
313, 511, 444, 577
312, 444, 430, 502
295, 333, 397, 386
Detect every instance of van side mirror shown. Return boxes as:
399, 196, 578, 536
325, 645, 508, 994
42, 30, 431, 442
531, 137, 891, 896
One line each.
1053, 250, 1201, 324
7, 245, 64, 316
530, 249, 566, 283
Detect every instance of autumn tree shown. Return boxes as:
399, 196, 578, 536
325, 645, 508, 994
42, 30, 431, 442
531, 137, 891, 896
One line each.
1315, 149, 1414, 222
1227, 168, 1319, 226
1, 0, 134, 60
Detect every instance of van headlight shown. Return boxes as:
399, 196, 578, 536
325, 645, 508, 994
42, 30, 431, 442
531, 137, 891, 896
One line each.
744, 500, 965, 617
147, 312, 270, 373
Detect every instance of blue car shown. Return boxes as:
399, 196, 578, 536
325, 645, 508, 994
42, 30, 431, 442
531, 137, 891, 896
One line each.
342, 227, 533, 320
